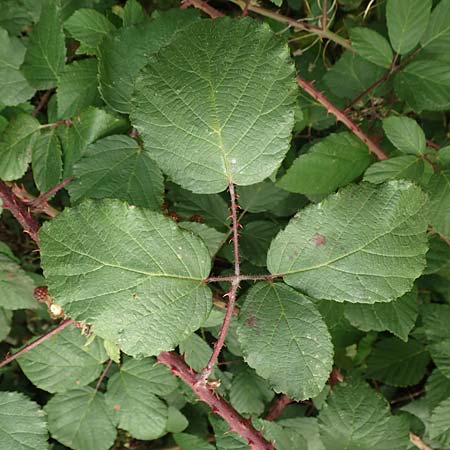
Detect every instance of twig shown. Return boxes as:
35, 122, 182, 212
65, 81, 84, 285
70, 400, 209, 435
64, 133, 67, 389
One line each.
158, 351, 275, 450
410, 433, 435, 450
32, 89, 55, 117
296, 76, 388, 160
198, 182, 241, 383
0, 320, 74, 369
265, 395, 293, 421
11, 184, 59, 218
322, 0, 328, 30
180, 0, 224, 18
29, 176, 73, 208
229, 0, 352, 50
95, 359, 113, 392
0, 181, 41, 245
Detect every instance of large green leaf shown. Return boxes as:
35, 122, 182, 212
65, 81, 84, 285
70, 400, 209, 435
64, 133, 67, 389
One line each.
430, 397, 450, 447
0, 391, 48, 450
45, 387, 117, 450
21, 0, 66, 89
0, 27, 34, 106
365, 337, 429, 386
64, 8, 116, 55
0, 256, 36, 310
344, 289, 418, 341
106, 357, 177, 440
350, 27, 393, 68
394, 59, 450, 112
130, 17, 296, 194
421, 0, 450, 53
386, 0, 432, 54
69, 135, 164, 210
427, 169, 450, 237
237, 282, 333, 400
268, 181, 428, 303
98, 9, 199, 113
382, 116, 426, 155
0, 113, 40, 181
426, 369, 450, 410
56, 59, 102, 119
277, 133, 370, 196
318, 378, 409, 449
363, 155, 425, 185
39, 199, 212, 357
17, 326, 108, 393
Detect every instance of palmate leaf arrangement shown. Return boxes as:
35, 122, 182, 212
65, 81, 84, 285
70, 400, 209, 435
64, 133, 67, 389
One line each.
2, 0, 450, 449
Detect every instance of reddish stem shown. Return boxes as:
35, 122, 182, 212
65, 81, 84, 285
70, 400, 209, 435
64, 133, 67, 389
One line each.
30, 176, 74, 208
95, 359, 113, 392
205, 274, 281, 283
0, 181, 41, 245
199, 182, 241, 383
322, 0, 328, 30
265, 394, 293, 421
296, 76, 388, 160
0, 320, 74, 369
32, 89, 55, 117
180, 0, 224, 18
158, 351, 275, 450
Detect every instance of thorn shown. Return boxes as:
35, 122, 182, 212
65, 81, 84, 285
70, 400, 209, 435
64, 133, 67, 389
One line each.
237, 223, 243, 229
223, 291, 232, 298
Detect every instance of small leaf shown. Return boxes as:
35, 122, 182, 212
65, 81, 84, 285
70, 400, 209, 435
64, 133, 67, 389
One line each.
178, 222, 226, 257
0, 27, 34, 106
426, 369, 450, 410
103, 340, 120, 364
173, 433, 216, 450
318, 378, 409, 449
166, 406, 188, 433
210, 415, 249, 450
64, 8, 116, 55
69, 134, 164, 210
123, 0, 147, 26
56, 59, 102, 119
21, 0, 66, 89
277, 133, 370, 195
421, 0, 450, 53
382, 116, 426, 155
18, 326, 108, 393
386, 0, 432, 54
255, 419, 308, 450
430, 397, 450, 447
32, 129, 63, 193
0, 391, 48, 450
351, 27, 393, 68
131, 17, 296, 193
237, 282, 333, 400
365, 337, 429, 386
0, 113, 40, 181
427, 169, 450, 237
0, 307, 12, 341
364, 155, 425, 184
39, 199, 212, 357
179, 333, 213, 373
45, 387, 117, 450
268, 181, 428, 303
425, 235, 450, 275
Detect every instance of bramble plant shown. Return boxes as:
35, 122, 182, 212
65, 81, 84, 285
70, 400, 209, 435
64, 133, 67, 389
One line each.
1, 0, 450, 449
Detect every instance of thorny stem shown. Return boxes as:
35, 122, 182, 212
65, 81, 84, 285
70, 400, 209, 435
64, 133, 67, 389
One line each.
0, 320, 74, 369
95, 359, 113, 392
198, 182, 241, 383
180, 0, 224, 18
296, 76, 388, 160
265, 394, 293, 421
29, 176, 74, 208
0, 181, 41, 245
157, 351, 275, 450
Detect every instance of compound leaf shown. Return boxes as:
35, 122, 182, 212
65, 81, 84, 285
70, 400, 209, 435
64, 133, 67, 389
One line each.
268, 181, 428, 303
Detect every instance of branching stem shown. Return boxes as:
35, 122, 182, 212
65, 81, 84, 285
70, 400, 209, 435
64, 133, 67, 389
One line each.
29, 176, 73, 208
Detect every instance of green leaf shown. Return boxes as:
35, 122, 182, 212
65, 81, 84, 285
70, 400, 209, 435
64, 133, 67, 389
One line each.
318, 378, 409, 450
21, 0, 66, 89
0, 27, 34, 106
64, 8, 116, 55
17, 326, 108, 393
430, 397, 450, 447
45, 387, 117, 450
237, 180, 306, 217
323, 52, 386, 100
99, 9, 199, 113
427, 169, 450, 237
173, 433, 216, 450
178, 222, 226, 257
350, 27, 393, 68
56, 59, 102, 119
0, 257, 36, 310
255, 419, 308, 450
394, 59, 450, 112
268, 181, 428, 303
237, 282, 333, 400
382, 116, 426, 155
210, 415, 249, 450
229, 366, 274, 416
166, 406, 188, 433
0, 307, 12, 341
365, 337, 429, 386
0, 113, 40, 181
278, 417, 325, 450
123, 0, 147, 26
421, 0, 450, 53
277, 133, 371, 195
0, 0, 40, 35
39, 199, 212, 357
106, 357, 177, 440
240, 221, 280, 267
131, 17, 296, 194
363, 155, 425, 184
32, 129, 63, 193
0, 391, 48, 450
425, 235, 450, 275
344, 289, 418, 341
179, 333, 213, 373
69, 135, 164, 210
386, 0, 432, 54
426, 369, 450, 410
